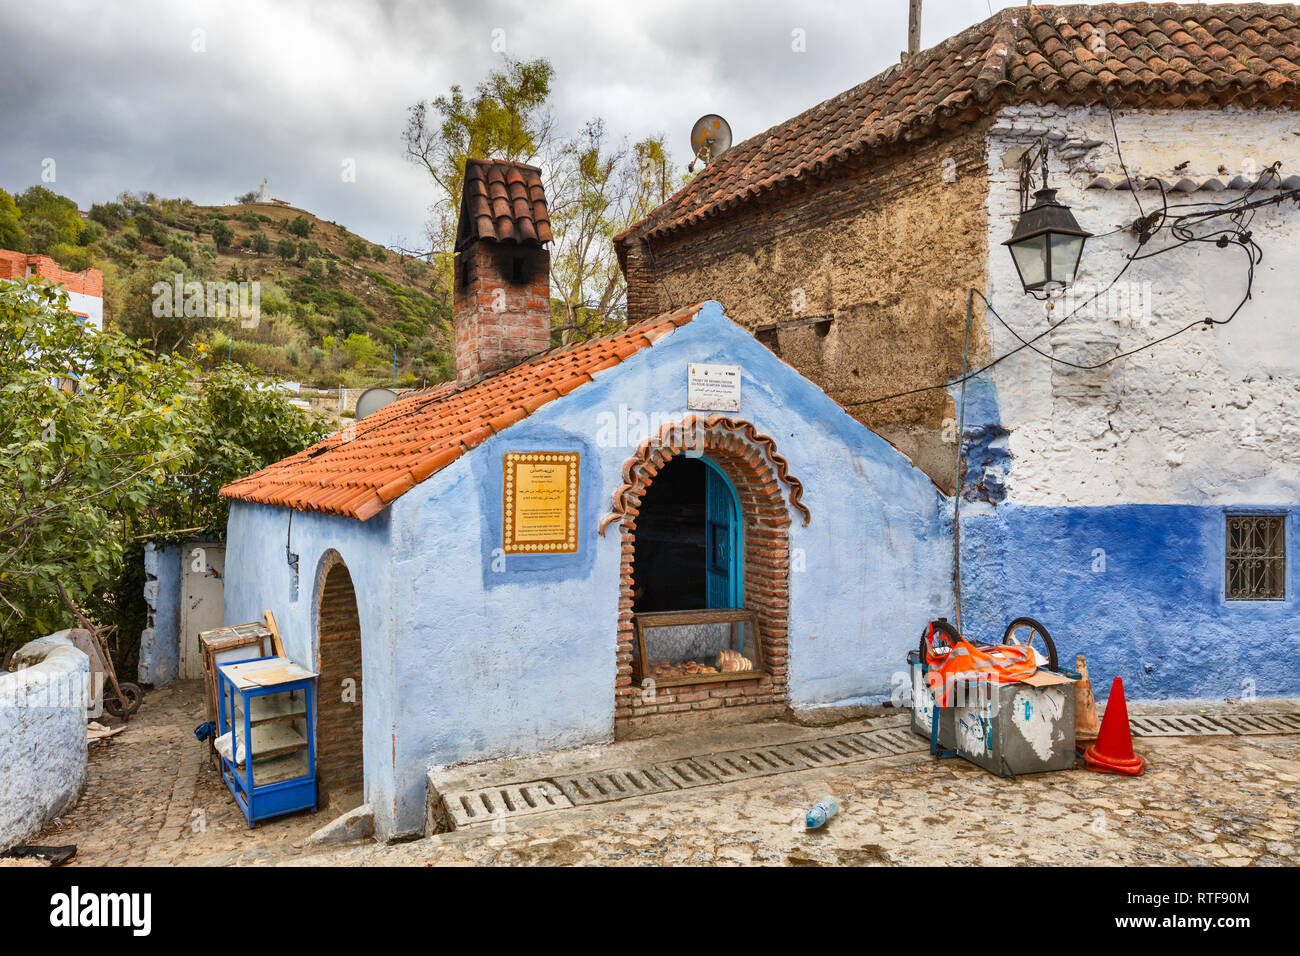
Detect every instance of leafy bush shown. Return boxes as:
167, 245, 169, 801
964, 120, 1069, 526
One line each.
167, 238, 194, 266
88, 202, 126, 227
334, 305, 369, 337
340, 332, 380, 367
210, 220, 235, 250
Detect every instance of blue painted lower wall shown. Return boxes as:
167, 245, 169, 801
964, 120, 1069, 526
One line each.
960, 503, 1300, 700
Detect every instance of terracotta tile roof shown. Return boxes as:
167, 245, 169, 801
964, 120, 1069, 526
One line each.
618, 3, 1300, 245
219, 303, 704, 520
457, 158, 553, 247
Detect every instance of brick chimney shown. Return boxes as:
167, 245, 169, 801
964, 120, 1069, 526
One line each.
453, 159, 553, 383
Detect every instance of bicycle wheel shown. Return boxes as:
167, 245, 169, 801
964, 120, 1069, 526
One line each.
919, 618, 961, 670
1001, 617, 1058, 671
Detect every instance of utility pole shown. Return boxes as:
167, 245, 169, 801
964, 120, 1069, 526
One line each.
907, 0, 922, 59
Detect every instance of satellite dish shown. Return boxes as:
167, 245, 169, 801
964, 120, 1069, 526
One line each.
355, 387, 398, 421
688, 114, 732, 172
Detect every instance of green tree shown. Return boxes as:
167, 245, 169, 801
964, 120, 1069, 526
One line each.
0, 189, 24, 250
251, 232, 270, 256
210, 220, 235, 250
287, 215, 313, 238
340, 332, 379, 367
0, 282, 193, 645
402, 259, 428, 283
23, 218, 59, 255
152, 363, 328, 536
405, 62, 678, 343
276, 237, 296, 263
117, 255, 216, 355
15, 185, 83, 249
403, 57, 555, 273
334, 305, 368, 337
167, 237, 194, 266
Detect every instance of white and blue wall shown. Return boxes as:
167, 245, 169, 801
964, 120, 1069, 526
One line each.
962, 105, 1300, 700
225, 301, 953, 840
138, 542, 182, 686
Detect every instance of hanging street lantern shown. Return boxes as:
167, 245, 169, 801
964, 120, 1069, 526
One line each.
1003, 186, 1093, 295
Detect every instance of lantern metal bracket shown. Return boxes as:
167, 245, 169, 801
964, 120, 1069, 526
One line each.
1017, 138, 1051, 214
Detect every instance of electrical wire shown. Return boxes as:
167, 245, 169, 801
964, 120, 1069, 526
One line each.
846, 14, 1296, 408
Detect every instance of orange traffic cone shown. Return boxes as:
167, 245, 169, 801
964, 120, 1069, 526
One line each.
1074, 654, 1100, 745
1084, 677, 1145, 775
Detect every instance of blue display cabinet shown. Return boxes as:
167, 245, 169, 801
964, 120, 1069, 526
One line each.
215, 656, 318, 826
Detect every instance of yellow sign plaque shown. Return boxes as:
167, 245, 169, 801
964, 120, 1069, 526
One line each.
502, 452, 579, 554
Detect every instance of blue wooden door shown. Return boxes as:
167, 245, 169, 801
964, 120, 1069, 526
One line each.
704, 462, 740, 608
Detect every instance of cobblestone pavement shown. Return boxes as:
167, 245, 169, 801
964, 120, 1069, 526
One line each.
33, 680, 1300, 867
37, 680, 326, 866
308, 733, 1299, 867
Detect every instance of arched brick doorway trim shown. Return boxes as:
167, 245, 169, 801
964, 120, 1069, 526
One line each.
601, 415, 807, 737
600, 414, 810, 536
315, 551, 363, 803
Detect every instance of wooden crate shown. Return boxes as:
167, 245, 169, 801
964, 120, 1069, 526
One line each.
199, 622, 276, 725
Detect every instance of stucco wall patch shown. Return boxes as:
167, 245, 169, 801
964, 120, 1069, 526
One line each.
0, 636, 89, 850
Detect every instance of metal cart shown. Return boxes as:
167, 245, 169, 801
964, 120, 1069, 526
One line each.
216, 656, 318, 826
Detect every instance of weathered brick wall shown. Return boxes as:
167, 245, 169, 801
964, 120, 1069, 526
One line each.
316, 557, 363, 802
622, 122, 993, 491
0, 250, 103, 296
614, 423, 791, 738
453, 241, 550, 383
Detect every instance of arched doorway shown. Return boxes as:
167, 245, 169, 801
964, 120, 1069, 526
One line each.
315, 553, 363, 806
607, 417, 806, 736
632, 455, 741, 612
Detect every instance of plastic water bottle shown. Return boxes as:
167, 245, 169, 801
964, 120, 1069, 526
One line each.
805, 795, 840, 829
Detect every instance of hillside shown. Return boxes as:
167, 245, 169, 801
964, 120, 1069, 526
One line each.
1, 185, 456, 389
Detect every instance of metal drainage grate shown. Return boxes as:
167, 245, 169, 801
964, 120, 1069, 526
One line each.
1128, 711, 1300, 738
1128, 714, 1228, 737
441, 781, 573, 829
553, 767, 677, 806
1215, 712, 1300, 735
652, 757, 719, 789
850, 728, 929, 755
693, 747, 804, 782
778, 735, 878, 768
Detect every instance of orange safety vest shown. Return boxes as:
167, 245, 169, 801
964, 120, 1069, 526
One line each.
923, 621, 1038, 708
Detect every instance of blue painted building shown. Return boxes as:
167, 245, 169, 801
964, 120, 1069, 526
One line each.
221, 163, 953, 840
615, 8, 1300, 710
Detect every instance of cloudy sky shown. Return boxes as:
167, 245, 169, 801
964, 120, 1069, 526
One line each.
0, 1, 1081, 247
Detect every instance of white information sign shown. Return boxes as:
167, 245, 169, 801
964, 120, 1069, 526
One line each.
688, 363, 742, 412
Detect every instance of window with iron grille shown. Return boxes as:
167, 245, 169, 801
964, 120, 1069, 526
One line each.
1226, 515, 1286, 601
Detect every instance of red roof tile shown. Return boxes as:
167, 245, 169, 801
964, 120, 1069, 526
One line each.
618, 3, 1300, 246
457, 159, 553, 247
219, 304, 703, 520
